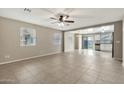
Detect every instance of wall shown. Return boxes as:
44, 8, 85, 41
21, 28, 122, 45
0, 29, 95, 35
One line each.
0, 17, 62, 63
64, 32, 75, 52
122, 17, 124, 66
75, 34, 79, 49
114, 21, 123, 60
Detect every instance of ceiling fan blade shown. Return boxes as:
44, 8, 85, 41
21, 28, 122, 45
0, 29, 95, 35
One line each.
50, 17, 58, 20
65, 23, 70, 26
51, 22, 57, 24
64, 20, 74, 23
51, 20, 61, 24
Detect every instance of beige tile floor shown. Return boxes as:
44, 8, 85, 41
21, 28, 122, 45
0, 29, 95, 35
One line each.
0, 49, 123, 84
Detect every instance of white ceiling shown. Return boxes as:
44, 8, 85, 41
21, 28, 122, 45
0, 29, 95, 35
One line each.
0, 8, 124, 31
71, 25, 114, 34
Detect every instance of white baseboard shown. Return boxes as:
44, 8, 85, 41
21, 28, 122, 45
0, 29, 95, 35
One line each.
0, 51, 61, 65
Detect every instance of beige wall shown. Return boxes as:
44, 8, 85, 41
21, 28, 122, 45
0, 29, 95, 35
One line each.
0, 17, 62, 63
114, 21, 123, 60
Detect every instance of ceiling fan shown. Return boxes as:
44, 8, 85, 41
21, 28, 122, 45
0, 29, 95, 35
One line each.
44, 8, 101, 27
50, 14, 74, 26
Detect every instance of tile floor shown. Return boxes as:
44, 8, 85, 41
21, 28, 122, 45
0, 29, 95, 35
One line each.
0, 49, 123, 84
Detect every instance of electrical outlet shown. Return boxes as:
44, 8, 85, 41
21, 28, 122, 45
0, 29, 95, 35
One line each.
5, 55, 10, 59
